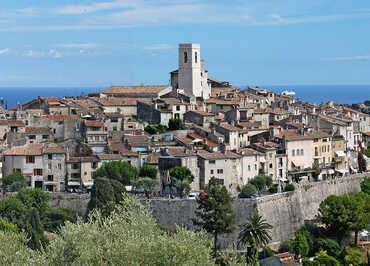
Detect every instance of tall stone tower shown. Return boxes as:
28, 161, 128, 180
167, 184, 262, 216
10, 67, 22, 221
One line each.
178, 44, 210, 99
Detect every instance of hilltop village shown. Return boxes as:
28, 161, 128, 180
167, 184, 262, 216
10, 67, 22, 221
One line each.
0, 43, 369, 194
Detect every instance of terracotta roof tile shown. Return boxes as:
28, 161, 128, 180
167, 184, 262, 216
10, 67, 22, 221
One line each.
25, 127, 51, 134
4, 143, 43, 156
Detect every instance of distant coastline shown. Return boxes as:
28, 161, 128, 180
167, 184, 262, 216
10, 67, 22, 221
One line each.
0, 84, 369, 109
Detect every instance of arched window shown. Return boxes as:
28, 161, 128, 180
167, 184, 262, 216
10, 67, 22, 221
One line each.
184, 51, 188, 63
195, 51, 198, 63
296, 149, 300, 156
292, 150, 295, 156
301, 149, 304, 155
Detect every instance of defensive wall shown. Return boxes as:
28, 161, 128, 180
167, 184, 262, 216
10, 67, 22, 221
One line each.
48, 174, 366, 246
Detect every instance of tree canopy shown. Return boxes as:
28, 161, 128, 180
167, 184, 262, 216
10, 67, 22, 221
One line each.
139, 164, 158, 180
2, 173, 26, 191
93, 160, 138, 185
169, 166, 195, 183
193, 177, 235, 257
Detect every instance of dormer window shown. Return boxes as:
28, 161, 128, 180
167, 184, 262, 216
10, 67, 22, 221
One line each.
184, 51, 188, 63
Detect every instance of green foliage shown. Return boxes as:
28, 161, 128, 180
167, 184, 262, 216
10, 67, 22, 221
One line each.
284, 183, 295, 192
313, 250, 340, 266
174, 179, 191, 198
139, 164, 158, 179
0, 197, 27, 227
93, 160, 138, 185
0, 218, 18, 233
168, 118, 184, 131
43, 208, 78, 233
269, 184, 278, 193
239, 183, 257, 196
361, 177, 370, 195
135, 177, 158, 198
144, 124, 167, 135
25, 208, 48, 250
238, 214, 272, 249
319, 194, 367, 243
358, 152, 367, 173
193, 177, 235, 257
290, 233, 309, 258
88, 177, 115, 216
16, 188, 50, 219
249, 175, 266, 192
344, 250, 362, 266
278, 240, 291, 253
2, 173, 26, 191
316, 238, 340, 257
169, 166, 195, 183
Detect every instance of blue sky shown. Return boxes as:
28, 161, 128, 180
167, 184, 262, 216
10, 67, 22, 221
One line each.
1, 0, 370, 87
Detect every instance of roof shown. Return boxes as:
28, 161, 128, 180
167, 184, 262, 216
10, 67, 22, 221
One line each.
4, 143, 43, 156
43, 146, 67, 154
47, 101, 61, 106
276, 130, 314, 141
146, 152, 160, 164
198, 150, 241, 160
25, 127, 51, 134
85, 120, 104, 127
97, 154, 124, 160
97, 97, 151, 107
363, 132, 370, 137
7, 120, 25, 127
67, 156, 99, 163
103, 85, 171, 95
165, 146, 196, 157
188, 110, 214, 117
44, 115, 79, 121
238, 148, 263, 156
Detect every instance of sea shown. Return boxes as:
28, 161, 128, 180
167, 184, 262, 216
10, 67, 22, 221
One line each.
0, 85, 368, 109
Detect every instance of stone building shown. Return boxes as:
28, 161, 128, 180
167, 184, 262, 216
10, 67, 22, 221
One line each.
183, 110, 214, 127
66, 156, 99, 191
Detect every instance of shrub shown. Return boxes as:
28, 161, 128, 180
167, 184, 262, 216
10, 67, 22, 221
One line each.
316, 238, 340, 257
269, 184, 278, 193
290, 233, 309, 258
168, 118, 184, 131
278, 240, 291, 253
240, 184, 257, 196
284, 184, 295, 192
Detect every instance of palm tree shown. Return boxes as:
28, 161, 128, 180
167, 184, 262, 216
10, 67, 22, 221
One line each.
238, 214, 273, 264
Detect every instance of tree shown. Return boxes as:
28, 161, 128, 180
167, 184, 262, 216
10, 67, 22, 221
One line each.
135, 177, 158, 198
174, 179, 191, 198
238, 214, 272, 265
284, 183, 295, 192
193, 177, 235, 257
2, 173, 26, 191
0, 218, 18, 233
43, 208, 78, 233
239, 184, 257, 197
361, 177, 370, 195
358, 152, 367, 173
169, 166, 195, 183
139, 164, 158, 180
25, 208, 48, 250
249, 175, 267, 194
290, 233, 309, 259
168, 118, 184, 131
88, 177, 115, 216
16, 188, 50, 220
0, 197, 27, 227
93, 160, 138, 186
316, 238, 340, 258
318, 194, 366, 244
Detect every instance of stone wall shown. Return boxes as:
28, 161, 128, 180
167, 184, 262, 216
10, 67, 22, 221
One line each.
48, 174, 366, 246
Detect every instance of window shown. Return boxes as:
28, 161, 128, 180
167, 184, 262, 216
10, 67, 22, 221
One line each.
47, 175, 53, 181
248, 165, 251, 171
254, 164, 257, 170
216, 179, 224, 185
26, 155, 35, 164
92, 162, 98, 169
269, 163, 273, 169
176, 105, 180, 111
232, 166, 236, 170
95, 136, 99, 141
42, 135, 49, 139
58, 163, 62, 170
314, 138, 318, 143
296, 149, 300, 156
84, 172, 87, 175
113, 126, 117, 131
315, 147, 318, 156
210, 170, 214, 175
292, 150, 295, 156
13, 168, 21, 173
327, 145, 330, 152
209, 160, 215, 164
48, 154, 52, 160
33, 169, 43, 176
195, 51, 198, 63
72, 163, 79, 169
29, 135, 36, 140
279, 169, 283, 177
184, 51, 188, 63
217, 169, 223, 174
269, 153, 272, 159
301, 149, 304, 156
48, 163, 52, 170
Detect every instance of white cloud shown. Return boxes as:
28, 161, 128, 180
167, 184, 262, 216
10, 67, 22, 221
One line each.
144, 44, 174, 50
56, 43, 99, 49
23, 49, 62, 58
0, 48, 9, 55
321, 55, 370, 61
57, 0, 137, 14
